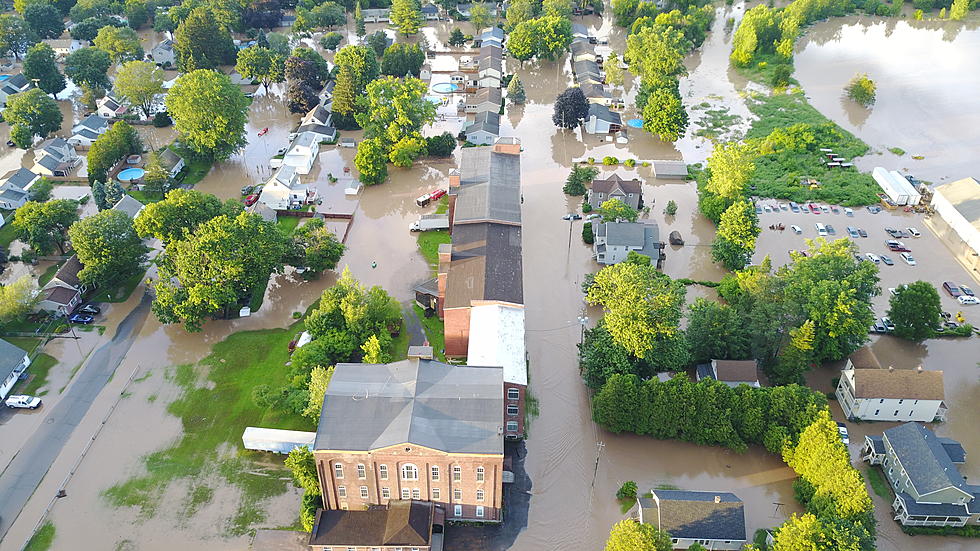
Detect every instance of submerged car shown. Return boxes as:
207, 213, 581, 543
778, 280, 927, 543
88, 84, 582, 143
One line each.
958, 296, 980, 305
901, 252, 916, 265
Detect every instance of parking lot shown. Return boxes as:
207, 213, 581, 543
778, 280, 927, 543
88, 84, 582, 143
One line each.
753, 201, 980, 329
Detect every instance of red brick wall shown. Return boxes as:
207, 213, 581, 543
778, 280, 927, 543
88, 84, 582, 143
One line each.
443, 307, 470, 357
504, 382, 526, 439
314, 446, 503, 522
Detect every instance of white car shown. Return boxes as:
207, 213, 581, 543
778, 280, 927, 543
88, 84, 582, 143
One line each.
844, 207, 854, 216
900, 252, 916, 265
791, 225, 802, 234
865, 253, 880, 264
837, 422, 849, 445
958, 295, 980, 305
907, 227, 921, 237
5, 395, 42, 409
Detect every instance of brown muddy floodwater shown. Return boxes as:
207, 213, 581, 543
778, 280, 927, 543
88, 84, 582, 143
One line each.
794, 16, 980, 182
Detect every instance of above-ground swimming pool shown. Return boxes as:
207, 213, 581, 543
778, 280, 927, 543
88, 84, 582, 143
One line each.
431, 82, 459, 94
425, 96, 444, 104
626, 119, 644, 128
117, 168, 146, 182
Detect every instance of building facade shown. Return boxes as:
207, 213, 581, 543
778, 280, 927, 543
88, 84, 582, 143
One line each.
637, 489, 747, 550
836, 365, 946, 422
924, 177, 980, 275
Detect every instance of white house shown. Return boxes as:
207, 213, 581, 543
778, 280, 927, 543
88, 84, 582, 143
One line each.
584, 103, 622, 135
592, 221, 664, 268
463, 111, 500, 146
0, 338, 31, 401
43, 38, 82, 58
361, 8, 390, 22
296, 104, 336, 143
96, 96, 128, 118
32, 138, 80, 178
157, 148, 185, 178
0, 167, 40, 209
258, 165, 314, 211
837, 364, 947, 423
463, 87, 501, 114
638, 489, 747, 550
570, 38, 596, 62
150, 38, 176, 67
270, 132, 320, 175
0, 74, 31, 109
696, 359, 761, 388
475, 27, 504, 48
68, 114, 111, 148
478, 45, 503, 82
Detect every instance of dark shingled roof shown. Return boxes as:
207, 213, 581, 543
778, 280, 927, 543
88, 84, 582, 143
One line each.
445, 222, 523, 308
53, 255, 83, 288
0, 338, 28, 388
1, 167, 38, 190
865, 435, 885, 455
938, 438, 967, 464
591, 173, 641, 196
642, 490, 746, 541
466, 110, 500, 136
309, 500, 433, 547
712, 360, 760, 383
884, 423, 970, 497
896, 492, 970, 517
851, 368, 945, 401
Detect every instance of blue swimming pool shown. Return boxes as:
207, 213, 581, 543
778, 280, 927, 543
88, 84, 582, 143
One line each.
425, 96, 443, 104
431, 82, 459, 94
117, 168, 145, 182
626, 118, 644, 128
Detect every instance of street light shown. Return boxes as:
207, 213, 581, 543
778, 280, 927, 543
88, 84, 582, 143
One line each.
577, 315, 589, 346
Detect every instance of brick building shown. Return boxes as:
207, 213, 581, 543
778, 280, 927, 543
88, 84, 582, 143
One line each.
312, 351, 505, 522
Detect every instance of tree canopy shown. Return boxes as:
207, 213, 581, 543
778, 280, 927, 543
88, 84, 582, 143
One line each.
166, 70, 250, 161
93, 25, 143, 61
13, 199, 78, 255
134, 188, 228, 243
0, 275, 39, 324
604, 520, 672, 551
236, 46, 285, 91
887, 281, 941, 341
288, 218, 346, 276
113, 60, 166, 118
390, 0, 423, 35
4, 88, 61, 143
67, 209, 148, 287
553, 87, 589, 128
23, 42, 65, 98
65, 47, 112, 90
86, 120, 142, 185
173, 7, 236, 71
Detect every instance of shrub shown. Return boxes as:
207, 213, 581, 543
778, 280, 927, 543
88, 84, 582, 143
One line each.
582, 222, 594, 244
664, 200, 677, 216
582, 202, 593, 213
602, 156, 619, 165
300, 490, 322, 531
79, 195, 90, 205
624, 158, 636, 168
616, 480, 638, 500
152, 111, 172, 127
587, 157, 595, 164
846, 73, 876, 107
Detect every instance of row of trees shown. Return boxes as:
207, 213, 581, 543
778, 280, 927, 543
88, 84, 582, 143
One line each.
731, 0, 851, 68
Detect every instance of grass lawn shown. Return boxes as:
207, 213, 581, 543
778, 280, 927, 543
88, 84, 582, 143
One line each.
413, 305, 445, 362
24, 521, 55, 551
389, 320, 410, 361
865, 466, 892, 500
249, 277, 270, 313
15, 353, 57, 397
87, 269, 146, 303
5, 336, 43, 353
38, 261, 62, 287
276, 216, 302, 235
416, 230, 450, 274
127, 190, 164, 204
0, 218, 19, 248
103, 322, 313, 535
434, 196, 449, 214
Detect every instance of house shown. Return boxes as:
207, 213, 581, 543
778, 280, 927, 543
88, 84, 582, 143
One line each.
96, 96, 127, 118
258, 165, 313, 211
458, 55, 477, 71
696, 359, 761, 388
571, 23, 589, 41
271, 131, 320, 174
458, 4, 498, 18
862, 422, 980, 528
42, 38, 81, 58
467, 303, 527, 439
112, 195, 145, 219
0, 74, 31, 109
637, 490, 747, 550
150, 38, 176, 67
570, 38, 597, 62
421, 2, 440, 19
836, 359, 947, 422
420, 62, 432, 81
312, 351, 505, 522
584, 103, 622, 135
309, 500, 444, 551
297, 104, 336, 143
580, 82, 612, 106
247, 201, 277, 223
462, 87, 501, 114
48, 255, 86, 294
573, 59, 603, 85
361, 8, 390, 22
475, 27, 504, 48
68, 114, 111, 148
652, 160, 689, 179
588, 173, 642, 210
449, 71, 467, 85
478, 45, 503, 84
592, 221, 665, 268
32, 138, 81, 178
37, 255, 86, 314
0, 186, 28, 210
463, 111, 500, 145
0, 167, 40, 209
157, 148, 185, 178
0, 338, 31, 401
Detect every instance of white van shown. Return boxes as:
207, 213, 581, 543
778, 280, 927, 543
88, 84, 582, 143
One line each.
815, 223, 828, 237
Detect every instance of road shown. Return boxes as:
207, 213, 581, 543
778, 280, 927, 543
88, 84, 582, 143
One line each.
0, 292, 151, 542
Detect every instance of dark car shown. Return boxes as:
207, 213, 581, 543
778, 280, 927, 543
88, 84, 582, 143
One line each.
68, 314, 94, 324
961, 285, 975, 297
241, 185, 254, 195
880, 254, 894, 265
867, 205, 882, 214
825, 224, 836, 235
885, 240, 911, 252
885, 227, 900, 237
858, 228, 868, 237
76, 304, 101, 315
943, 281, 962, 297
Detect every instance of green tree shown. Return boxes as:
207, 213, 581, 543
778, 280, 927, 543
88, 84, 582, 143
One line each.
141, 151, 173, 197
355, 76, 436, 166
950, 0, 969, 19
86, 120, 142, 185
0, 276, 39, 324
380, 43, 426, 77
390, 0, 423, 35
0, 14, 38, 60
28, 178, 53, 202
124, 0, 149, 29
599, 198, 638, 222
332, 44, 380, 119
580, 322, 638, 389
289, 218, 346, 274
641, 81, 687, 142
361, 334, 390, 363
469, 2, 494, 31
604, 519, 673, 551
285, 446, 320, 495
9, 123, 32, 149
605, 52, 624, 87
302, 366, 335, 418
592, 373, 641, 433
22, 1, 63, 39
319, 32, 343, 50
553, 86, 589, 127
366, 29, 389, 57
305, 266, 401, 344
23, 43, 65, 98
506, 0, 539, 30
685, 298, 750, 363
236, 46, 285, 91
295, 1, 346, 31
389, 135, 427, 167
506, 19, 537, 62
133, 188, 225, 242
13, 199, 78, 254
67, 209, 148, 287
93, 25, 143, 61
354, 137, 389, 185
563, 163, 598, 195
887, 281, 941, 341
846, 73, 876, 107
712, 199, 760, 270
586, 263, 686, 359
173, 7, 236, 71
507, 74, 526, 104
71, 15, 124, 41
166, 69, 249, 161
665, 200, 677, 216
113, 60, 165, 118
266, 31, 290, 55
705, 141, 755, 201
770, 319, 815, 385
543, 0, 572, 18
354, 0, 366, 36
449, 27, 466, 46
4, 88, 61, 141
625, 24, 688, 80
65, 47, 112, 90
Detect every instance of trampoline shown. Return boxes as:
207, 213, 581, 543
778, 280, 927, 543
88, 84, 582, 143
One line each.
626, 119, 644, 128
117, 168, 146, 182
431, 82, 459, 94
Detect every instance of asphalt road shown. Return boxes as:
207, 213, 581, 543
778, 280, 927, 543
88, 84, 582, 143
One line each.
0, 292, 151, 543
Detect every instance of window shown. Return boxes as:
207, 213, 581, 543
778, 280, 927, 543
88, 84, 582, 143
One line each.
506, 421, 518, 432
476, 505, 485, 518
401, 464, 419, 480
507, 405, 519, 416
454, 505, 462, 517
476, 489, 485, 501
357, 464, 366, 479
379, 464, 388, 480
476, 466, 485, 482
338, 486, 347, 498
401, 488, 411, 500
360, 486, 369, 499
334, 463, 344, 479
453, 466, 461, 482
432, 488, 441, 500
454, 488, 462, 501
507, 388, 520, 400
382, 487, 390, 499
412, 488, 421, 500
431, 465, 440, 481
340, 503, 348, 510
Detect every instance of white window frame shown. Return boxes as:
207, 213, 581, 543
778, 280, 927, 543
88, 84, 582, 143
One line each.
507, 388, 520, 400
379, 464, 388, 480
452, 465, 461, 482
382, 487, 390, 499
507, 404, 519, 416
412, 488, 421, 500
476, 505, 484, 518
453, 488, 462, 502
506, 421, 518, 432
476, 489, 485, 501
454, 504, 462, 517
476, 466, 485, 482
334, 463, 344, 479
431, 465, 440, 481
432, 487, 441, 500
401, 463, 419, 481
357, 464, 366, 479
338, 485, 346, 498
360, 486, 369, 499
401, 488, 411, 500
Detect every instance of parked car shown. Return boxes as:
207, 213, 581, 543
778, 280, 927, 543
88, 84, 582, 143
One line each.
865, 253, 880, 264
871, 319, 887, 333
831, 206, 840, 214
940, 311, 952, 321
68, 314, 94, 324
789, 202, 800, 213
241, 185, 254, 195
853, 253, 864, 263
562, 213, 582, 220
900, 252, 916, 265
958, 296, 980, 305
885, 240, 911, 252
5, 395, 42, 409
889, 285, 907, 296
826, 224, 836, 235
960, 285, 975, 297
809, 203, 820, 214
880, 254, 894, 265
943, 281, 962, 297
837, 422, 849, 445
779, 203, 788, 211
820, 205, 830, 213
791, 225, 802, 234
846, 226, 859, 239
907, 227, 921, 237
755, 205, 763, 214
763, 204, 772, 212
244, 194, 259, 206
866, 205, 882, 214
858, 228, 868, 237
844, 207, 854, 216
76, 304, 101, 315
881, 317, 896, 332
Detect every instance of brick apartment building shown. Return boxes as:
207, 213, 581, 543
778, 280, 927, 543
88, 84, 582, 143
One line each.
312, 350, 505, 522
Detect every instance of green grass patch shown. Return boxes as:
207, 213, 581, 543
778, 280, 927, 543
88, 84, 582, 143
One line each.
735, 53, 796, 88
389, 319, 410, 361
865, 466, 892, 500
24, 521, 55, 551
4, 336, 43, 353
249, 275, 270, 313
38, 262, 62, 287
901, 524, 980, 537
127, 190, 164, 204
0, 218, 19, 248
102, 322, 313, 534
276, 216, 302, 235
887, 147, 905, 156
416, 230, 451, 274
434, 196, 449, 214
618, 498, 634, 514
692, 105, 743, 141
15, 353, 57, 396
87, 269, 146, 303
413, 304, 445, 362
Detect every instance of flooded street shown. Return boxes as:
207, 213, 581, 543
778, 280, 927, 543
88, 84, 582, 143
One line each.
794, 16, 980, 182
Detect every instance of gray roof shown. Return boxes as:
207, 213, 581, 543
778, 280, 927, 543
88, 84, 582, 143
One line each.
0, 187, 28, 202
938, 438, 967, 463
574, 59, 601, 77
466, 110, 500, 136
0, 338, 28, 384
591, 173, 641, 196
76, 114, 110, 132
445, 222, 523, 308
454, 145, 521, 225
421, 3, 439, 13
247, 201, 277, 222
896, 492, 970, 517
296, 123, 336, 139
580, 82, 610, 99
0, 74, 30, 94
112, 195, 144, 218
481, 27, 505, 42
74, 128, 99, 140
865, 435, 885, 455
642, 490, 746, 541
152, 38, 173, 54
158, 148, 183, 171
589, 103, 621, 124
597, 221, 663, 263
570, 39, 595, 58
314, 358, 504, 454
37, 155, 62, 171
884, 423, 969, 496
99, 96, 121, 111
2, 167, 38, 190
471, 87, 501, 105
571, 23, 588, 36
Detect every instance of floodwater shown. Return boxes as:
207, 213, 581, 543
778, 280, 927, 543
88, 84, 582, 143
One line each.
794, 16, 980, 182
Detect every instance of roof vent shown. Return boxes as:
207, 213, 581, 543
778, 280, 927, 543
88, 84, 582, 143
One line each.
714, 495, 721, 503
498, 426, 503, 435
917, 365, 924, 373
888, 365, 894, 372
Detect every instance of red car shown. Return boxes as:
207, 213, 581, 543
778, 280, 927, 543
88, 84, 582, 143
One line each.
808, 203, 820, 214
244, 194, 259, 206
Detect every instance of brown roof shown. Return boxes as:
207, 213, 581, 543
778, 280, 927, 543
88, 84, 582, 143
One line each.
308, 500, 433, 547
711, 360, 759, 383
852, 368, 945, 401
848, 346, 882, 369
591, 173, 641, 196
53, 255, 83, 288
43, 285, 79, 306
445, 222, 523, 309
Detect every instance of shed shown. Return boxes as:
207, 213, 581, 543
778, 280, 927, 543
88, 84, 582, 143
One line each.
242, 427, 317, 454
652, 160, 689, 179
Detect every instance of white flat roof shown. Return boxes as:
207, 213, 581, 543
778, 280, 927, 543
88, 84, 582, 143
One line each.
467, 303, 527, 386
242, 427, 316, 445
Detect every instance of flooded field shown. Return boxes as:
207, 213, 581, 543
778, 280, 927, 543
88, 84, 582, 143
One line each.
794, 16, 980, 182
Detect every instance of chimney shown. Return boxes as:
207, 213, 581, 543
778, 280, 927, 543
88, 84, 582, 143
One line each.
448, 168, 461, 189
714, 495, 721, 504
407, 346, 434, 360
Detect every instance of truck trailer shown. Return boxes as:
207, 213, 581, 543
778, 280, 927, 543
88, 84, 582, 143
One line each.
409, 214, 450, 232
